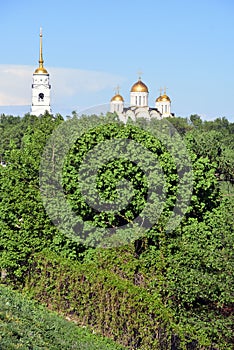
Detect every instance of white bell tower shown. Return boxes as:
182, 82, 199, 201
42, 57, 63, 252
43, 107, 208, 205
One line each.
31, 28, 51, 116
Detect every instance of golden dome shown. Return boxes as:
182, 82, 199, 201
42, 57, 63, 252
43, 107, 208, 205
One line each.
34, 66, 48, 74
131, 79, 149, 93
156, 94, 171, 103
111, 93, 124, 102
156, 95, 162, 102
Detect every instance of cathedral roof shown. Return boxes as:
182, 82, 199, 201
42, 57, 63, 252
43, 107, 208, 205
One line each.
111, 93, 124, 102
34, 66, 48, 74
156, 93, 171, 102
131, 78, 149, 93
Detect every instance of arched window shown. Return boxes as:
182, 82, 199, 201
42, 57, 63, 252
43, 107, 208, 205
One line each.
38, 92, 44, 102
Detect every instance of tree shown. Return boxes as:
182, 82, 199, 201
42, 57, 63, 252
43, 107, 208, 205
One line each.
185, 127, 234, 183
0, 114, 85, 280
1, 112, 233, 348
167, 116, 192, 135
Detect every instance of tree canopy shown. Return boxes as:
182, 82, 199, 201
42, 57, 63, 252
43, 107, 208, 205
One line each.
0, 112, 233, 349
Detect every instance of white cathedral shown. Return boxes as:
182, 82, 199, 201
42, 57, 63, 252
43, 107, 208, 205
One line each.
110, 79, 174, 122
30, 30, 174, 119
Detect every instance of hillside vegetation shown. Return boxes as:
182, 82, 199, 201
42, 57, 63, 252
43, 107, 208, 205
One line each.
0, 112, 233, 349
0, 284, 126, 349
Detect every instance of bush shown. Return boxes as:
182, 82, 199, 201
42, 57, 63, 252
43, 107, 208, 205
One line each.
23, 250, 219, 350
0, 284, 125, 349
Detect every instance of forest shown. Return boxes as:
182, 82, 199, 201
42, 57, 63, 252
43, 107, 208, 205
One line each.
0, 112, 233, 349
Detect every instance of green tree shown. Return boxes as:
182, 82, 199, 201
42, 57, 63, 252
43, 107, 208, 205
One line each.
167, 116, 192, 135
189, 114, 202, 128
0, 114, 85, 280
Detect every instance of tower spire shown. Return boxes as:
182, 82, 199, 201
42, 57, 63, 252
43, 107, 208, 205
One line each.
34, 28, 48, 74
39, 27, 44, 69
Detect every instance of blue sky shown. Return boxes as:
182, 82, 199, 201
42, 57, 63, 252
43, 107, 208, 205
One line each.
1, 0, 234, 121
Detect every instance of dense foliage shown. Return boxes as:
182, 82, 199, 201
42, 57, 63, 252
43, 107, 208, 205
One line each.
0, 284, 125, 349
0, 112, 233, 349
24, 250, 179, 349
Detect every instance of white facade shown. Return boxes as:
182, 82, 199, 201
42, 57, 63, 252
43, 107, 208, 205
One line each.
117, 106, 162, 124
31, 72, 51, 116
130, 91, 148, 107
31, 29, 51, 116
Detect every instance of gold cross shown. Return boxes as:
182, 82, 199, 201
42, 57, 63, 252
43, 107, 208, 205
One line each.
159, 87, 163, 96
164, 86, 168, 95
114, 85, 120, 95
137, 70, 143, 80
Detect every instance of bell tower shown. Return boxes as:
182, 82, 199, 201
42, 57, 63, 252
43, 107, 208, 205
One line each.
31, 28, 51, 116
